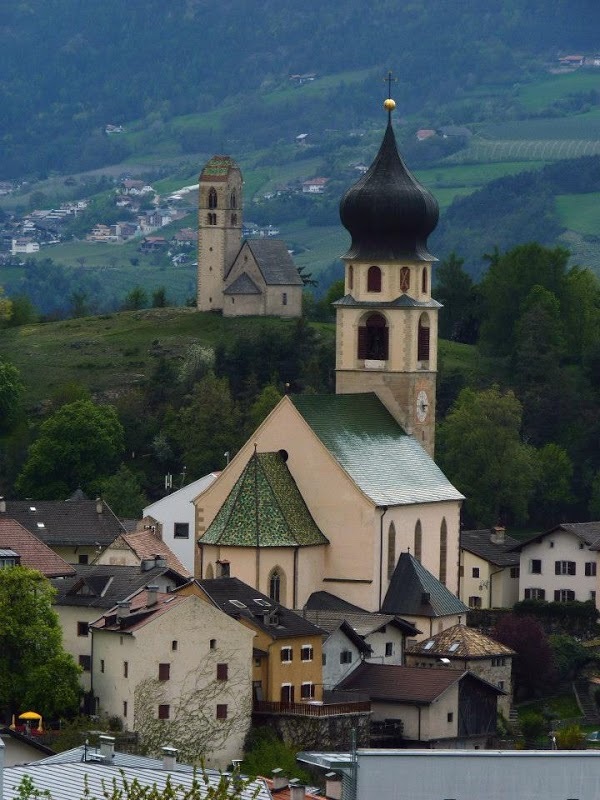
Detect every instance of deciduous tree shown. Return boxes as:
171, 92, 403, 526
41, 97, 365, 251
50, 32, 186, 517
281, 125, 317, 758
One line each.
492, 614, 557, 699
0, 566, 81, 719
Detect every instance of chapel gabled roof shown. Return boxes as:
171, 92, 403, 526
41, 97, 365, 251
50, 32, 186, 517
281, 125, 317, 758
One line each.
246, 239, 303, 286
382, 552, 468, 617
199, 451, 328, 547
223, 272, 262, 295
290, 393, 463, 507
406, 623, 515, 660
339, 117, 439, 263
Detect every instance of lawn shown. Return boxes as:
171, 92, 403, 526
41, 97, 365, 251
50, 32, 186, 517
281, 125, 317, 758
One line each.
518, 71, 600, 112
481, 108, 600, 141
415, 161, 546, 188
518, 692, 581, 721
556, 193, 600, 236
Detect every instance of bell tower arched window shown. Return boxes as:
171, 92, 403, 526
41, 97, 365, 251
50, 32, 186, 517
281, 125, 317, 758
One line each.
400, 267, 410, 293
387, 522, 396, 580
414, 520, 422, 562
230, 190, 237, 209
439, 518, 448, 585
358, 313, 389, 360
422, 267, 428, 294
418, 314, 430, 361
348, 264, 354, 292
367, 266, 381, 292
208, 187, 218, 209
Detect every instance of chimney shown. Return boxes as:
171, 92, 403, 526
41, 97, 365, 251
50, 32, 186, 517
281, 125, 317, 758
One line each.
421, 592, 431, 605
490, 526, 506, 545
288, 779, 306, 800
154, 555, 167, 569
141, 558, 155, 572
0, 497, 5, 514
147, 585, 159, 607
116, 600, 131, 621
325, 772, 342, 800
99, 734, 115, 762
96, 497, 103, 515
162, 745, 178, 771
272, 768, 288, 790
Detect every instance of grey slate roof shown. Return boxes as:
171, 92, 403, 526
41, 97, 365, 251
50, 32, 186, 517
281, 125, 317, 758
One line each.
290, 393, 464, 507
460, 529, 520, 567
334, 293, 442, 309
382, 552, 468, 617
3, 763, 270, 800
246, 239, 303, 285
51, 564, 188, 609
223, 272, 262, 295
302, 608, 419, 638
197, 577, 326, 639
36, 746, 196, 772
511, 522, 600, 551
305, 590, 368, 613
2, 499, 125, 549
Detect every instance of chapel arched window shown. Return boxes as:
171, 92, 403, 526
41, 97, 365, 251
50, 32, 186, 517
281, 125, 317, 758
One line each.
422, 267, 428, 294
367, 266, 382, 292
400, 267, 410, 293
348, 265, 354, 292
269, 568, 282, 603
387, 522, 396, 580
414, 520, 422, 562
208, 187, 218, 209
358, 313, 389, 360
440, 518, 448, 586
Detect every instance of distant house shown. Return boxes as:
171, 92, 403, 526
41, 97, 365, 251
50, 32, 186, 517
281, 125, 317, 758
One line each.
559, 54, 585, 66
460, 526, 520, 609
0, 516, 75, 577
140, 472, 219, 574
512, 522, 600, 606
172, 227, 198, 244
96, 526, 193, 578
105, 124, 124, 134
416, 129, 436, 141
438, 126, 472, 139
10, 237, 39, 254
87, 224, 112, 242
138, 236, 167, 253
302, 177, 328, 194
2, 495, 126, 565
337, 662, 503, 747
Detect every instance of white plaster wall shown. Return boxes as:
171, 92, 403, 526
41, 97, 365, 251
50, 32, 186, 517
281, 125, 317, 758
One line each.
364, 627, 404, 665
322, 627, 365, 688
519, 531, 598, 604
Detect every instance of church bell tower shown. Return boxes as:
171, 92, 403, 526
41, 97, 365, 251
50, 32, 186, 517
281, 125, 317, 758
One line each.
335, 96, 440, 456
197, 155, 243, 311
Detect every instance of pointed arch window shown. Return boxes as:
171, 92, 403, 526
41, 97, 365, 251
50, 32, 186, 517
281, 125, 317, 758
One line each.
422, 267, 428, 294
414, 520, 422, 562
418, 314, 430, 361
269, 567, 286, 604
367, 266, 382, 292
439, 518, 448, 586
208, 188, 218, 209
348, 264, 354, 292
230, 190, 237, 209
387, 522, 396, 580
207, 212, 217, 225
400, 267, 410, 292
358, 313, 389, 360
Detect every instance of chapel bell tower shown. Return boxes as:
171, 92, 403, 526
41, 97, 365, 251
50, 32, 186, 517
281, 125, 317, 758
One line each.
197, 155, 243, 311
335, 96, 440, 456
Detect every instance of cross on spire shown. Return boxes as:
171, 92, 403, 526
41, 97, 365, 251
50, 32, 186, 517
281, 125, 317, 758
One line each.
384, 70, 397, 99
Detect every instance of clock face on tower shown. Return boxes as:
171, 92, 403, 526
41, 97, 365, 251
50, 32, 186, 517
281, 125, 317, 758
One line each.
416, 389, 429, 423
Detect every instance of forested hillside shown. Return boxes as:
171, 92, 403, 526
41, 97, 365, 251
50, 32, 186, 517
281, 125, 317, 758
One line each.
0, 0, 598, 177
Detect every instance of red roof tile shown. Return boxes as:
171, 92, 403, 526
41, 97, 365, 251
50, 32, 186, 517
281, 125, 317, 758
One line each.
0, 518, 75, 577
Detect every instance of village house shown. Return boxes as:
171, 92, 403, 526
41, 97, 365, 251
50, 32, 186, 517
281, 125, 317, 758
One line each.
513, 522, 600, 607
10, 237, 39, 254
90, 584, 254, 768
0, 516, 74, 577
95, 525, 192, 577
405, 623, 515, 717
459, 526, 520, 609
302, 177, 328, 194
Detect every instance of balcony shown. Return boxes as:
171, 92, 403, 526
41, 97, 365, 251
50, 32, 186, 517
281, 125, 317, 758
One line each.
253, 691, 370, 718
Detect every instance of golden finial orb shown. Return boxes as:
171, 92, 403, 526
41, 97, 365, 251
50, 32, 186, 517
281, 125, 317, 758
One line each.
384, 98, 396, 112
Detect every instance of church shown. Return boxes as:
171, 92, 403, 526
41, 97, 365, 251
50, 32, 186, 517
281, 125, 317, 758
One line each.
192, 98, 466, 634
196, 155, 303, 317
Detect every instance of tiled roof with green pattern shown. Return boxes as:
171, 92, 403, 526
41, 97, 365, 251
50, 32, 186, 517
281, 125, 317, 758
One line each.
291, 393, 464, 506
200, 155, 239, 180
199, 451, 328, 547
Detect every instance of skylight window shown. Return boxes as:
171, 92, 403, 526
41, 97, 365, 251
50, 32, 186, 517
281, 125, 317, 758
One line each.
253, 598, 271, 607
423, 641, 434, 650
36, 522, 45, 528
229, 599, 247, 609
29, 506, 36, 512
448, 642, 459, 652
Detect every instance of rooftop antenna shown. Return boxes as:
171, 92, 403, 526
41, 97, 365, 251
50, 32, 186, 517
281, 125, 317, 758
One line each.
164, 473, 173, 491
224, 451, 230, 466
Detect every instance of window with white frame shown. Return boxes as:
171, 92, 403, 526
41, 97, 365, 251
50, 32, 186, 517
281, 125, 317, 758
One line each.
555, 560, 576, 576
529, 559, 542, 574
301, 682, 315, 700
301, 645, 313, 662
585, 562, 597, 577
524, 588, 545, 600
280, 646, 293, 663
554, 589, 575, 602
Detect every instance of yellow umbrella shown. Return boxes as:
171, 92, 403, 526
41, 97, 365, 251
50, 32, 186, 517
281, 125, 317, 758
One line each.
18, 711, 42, 721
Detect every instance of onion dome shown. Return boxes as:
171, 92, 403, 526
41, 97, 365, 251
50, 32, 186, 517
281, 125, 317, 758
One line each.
339, 110, 439, 263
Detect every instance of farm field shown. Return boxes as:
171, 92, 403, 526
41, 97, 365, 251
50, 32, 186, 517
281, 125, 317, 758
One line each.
518, 70, 600, 112
556, 193, 600, 235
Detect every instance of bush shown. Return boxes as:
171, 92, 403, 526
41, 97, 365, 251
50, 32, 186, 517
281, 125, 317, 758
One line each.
520, 712, 546, 744
555, 725, 585, 750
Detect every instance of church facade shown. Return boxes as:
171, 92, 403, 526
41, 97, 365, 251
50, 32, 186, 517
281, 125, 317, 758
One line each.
193, 101, 466, 633
196, 155, 303, 317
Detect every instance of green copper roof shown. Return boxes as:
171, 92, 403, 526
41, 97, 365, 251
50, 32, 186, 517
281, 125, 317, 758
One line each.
200, 155, 239, 179
199, 451, 328, 547
291, 393, 464, 507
